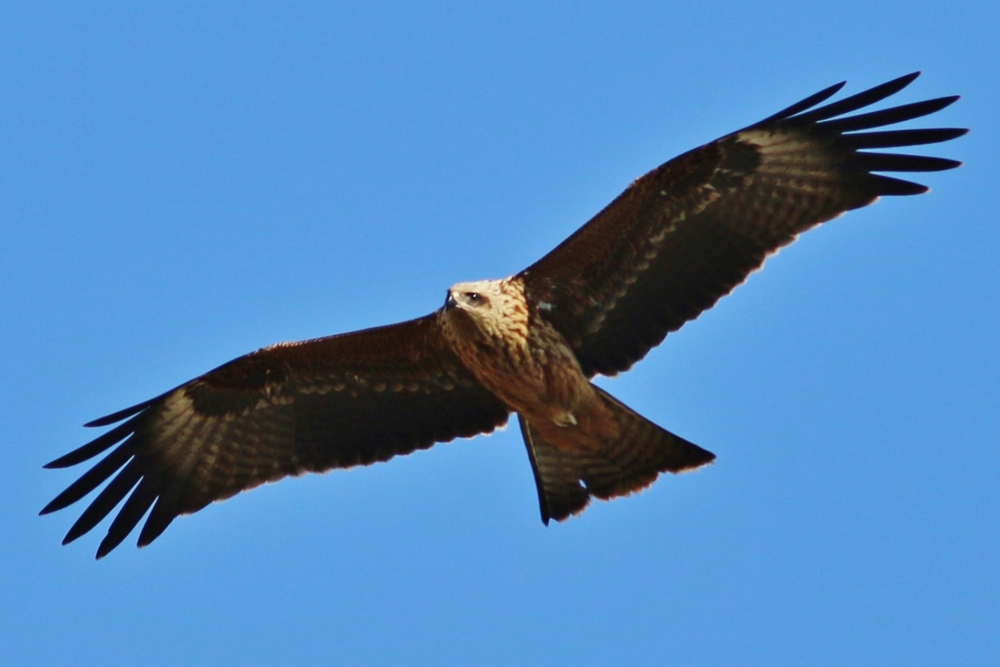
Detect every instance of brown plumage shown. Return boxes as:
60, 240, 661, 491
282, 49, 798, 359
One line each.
42, 72, 966, 557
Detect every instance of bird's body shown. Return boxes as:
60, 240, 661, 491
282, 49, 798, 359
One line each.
441, 277, 595, 433
42, 73, 966, 558
437, 274, 718, 524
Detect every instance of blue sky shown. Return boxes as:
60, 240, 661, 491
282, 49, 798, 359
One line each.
2, 2, 997, 666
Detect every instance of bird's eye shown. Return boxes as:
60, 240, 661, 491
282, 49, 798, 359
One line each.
466, 292, 483, 304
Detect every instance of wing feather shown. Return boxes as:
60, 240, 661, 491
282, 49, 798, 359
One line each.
521, 73, 966, 377
42, 314, 509, 557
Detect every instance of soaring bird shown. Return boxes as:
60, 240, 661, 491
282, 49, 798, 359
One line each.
42, 72, 965, 558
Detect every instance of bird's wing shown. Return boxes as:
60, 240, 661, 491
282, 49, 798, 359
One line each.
520, 73, 966, 378
42, 314, 510, 558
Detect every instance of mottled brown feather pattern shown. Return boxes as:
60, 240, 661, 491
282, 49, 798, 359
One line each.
43, 316, 509, 557
43, 73, 964, 557
523, 75, 963, 377
444, 278, 713, 526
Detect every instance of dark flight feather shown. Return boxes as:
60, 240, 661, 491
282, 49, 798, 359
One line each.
521, 73, 965, 378
818, 96, 959, 134
840, 128, 967, 150
43, 416, 143, 469
755, 81, 846, 124
785, 72, 920, 123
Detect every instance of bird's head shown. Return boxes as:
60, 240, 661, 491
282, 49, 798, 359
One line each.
445, 280, 503, 318
442, 278, 530, 341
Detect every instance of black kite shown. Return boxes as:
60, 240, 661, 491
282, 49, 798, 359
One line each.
42, 73, 966, 558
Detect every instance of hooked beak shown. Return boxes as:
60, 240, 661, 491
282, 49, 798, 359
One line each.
445, 291, 457, 309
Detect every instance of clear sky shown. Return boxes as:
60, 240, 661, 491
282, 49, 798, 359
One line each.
2, 2, 997, 666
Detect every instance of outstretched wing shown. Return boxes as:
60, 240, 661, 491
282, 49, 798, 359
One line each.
42, 314, 509, 558
521, 72, 967, 378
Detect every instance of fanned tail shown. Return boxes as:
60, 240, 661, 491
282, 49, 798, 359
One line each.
519, 386, 715, 524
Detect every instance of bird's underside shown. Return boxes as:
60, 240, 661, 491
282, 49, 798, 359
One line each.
42, 72, 966, 558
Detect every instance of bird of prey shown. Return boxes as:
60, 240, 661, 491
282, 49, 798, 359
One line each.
42, 72, 965, 558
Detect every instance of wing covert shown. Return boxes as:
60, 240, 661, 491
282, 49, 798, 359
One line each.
520, 73, 966, 377
42, 314, 509, 557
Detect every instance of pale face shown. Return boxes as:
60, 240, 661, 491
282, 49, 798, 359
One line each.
444, 279, 507, 322
441, 277, 530, 346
